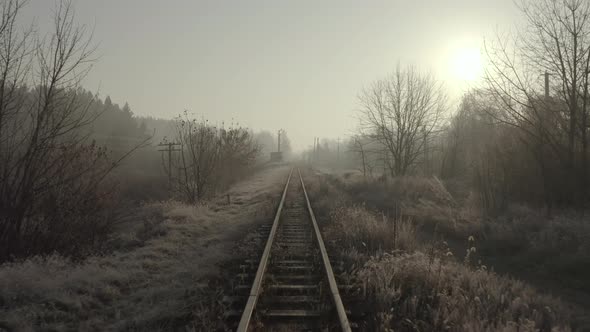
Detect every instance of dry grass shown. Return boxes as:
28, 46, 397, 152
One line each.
0, 212, 202, 331
328, 173, 460, 229
324, 171, 590, 298
327, 205, 417, 253
358, 251, 572, 331
303, 169, 576, 331
0, 165, 289, 331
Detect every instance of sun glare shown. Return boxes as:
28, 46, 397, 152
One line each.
451, 46, 483, 81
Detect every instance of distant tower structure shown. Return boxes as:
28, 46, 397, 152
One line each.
278, 129, 282, 152
270, 129, 284, 162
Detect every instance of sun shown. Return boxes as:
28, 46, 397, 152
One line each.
450, 46, 483, 81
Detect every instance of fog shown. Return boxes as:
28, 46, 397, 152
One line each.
22, 0, 518, 150
2, 1, 590, 331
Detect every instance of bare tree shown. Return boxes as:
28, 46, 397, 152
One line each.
167, 113, 260, 204
0, 0, 31, 144
170, 113, 221, 203
484, 0, 590, 206
0, 1, 145, 260
358, 65, 447, 176
217, 123, 260, 189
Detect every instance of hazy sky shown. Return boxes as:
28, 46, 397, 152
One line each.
22, 0, 521, 151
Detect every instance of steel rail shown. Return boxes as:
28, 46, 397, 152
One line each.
236, 168, 293, 332
298, 168, 352, 332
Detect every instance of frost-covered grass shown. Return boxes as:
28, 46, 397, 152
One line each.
323, 171, 590, 299
326, 204, 417, 253
358, 251, 571, 331
0, 165, 287, 331
0, 203, 206, 331
303, 169, 576, 331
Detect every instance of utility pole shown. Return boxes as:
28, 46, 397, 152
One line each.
278, 129, 282, 152
312, 137, 316, 163
315, 137, 320, 163
158, 141, 181, 189
337, 137, 340, 163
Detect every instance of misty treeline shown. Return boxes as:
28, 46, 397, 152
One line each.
314, 0, 590, 215
0, 0, 284, 262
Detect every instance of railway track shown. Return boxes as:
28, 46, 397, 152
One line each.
225, 168, 352, 331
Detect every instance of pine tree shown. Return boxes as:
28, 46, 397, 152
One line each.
122, 102, 133, 116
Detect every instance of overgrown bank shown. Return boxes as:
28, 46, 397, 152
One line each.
328, 171, 590, 312
0, 165, 288, 331
304, 169, 580, 331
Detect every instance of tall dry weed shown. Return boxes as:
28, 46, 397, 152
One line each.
358, 251, 571, 331
327, 205, 416, 253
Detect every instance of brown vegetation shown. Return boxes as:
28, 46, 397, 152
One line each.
359, 251, 571, 331
166, 112, 260, 204
0, 2, 286, 330
0, 165, 288, 331
304, 169, 580, 331
0, 0, 146, 261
